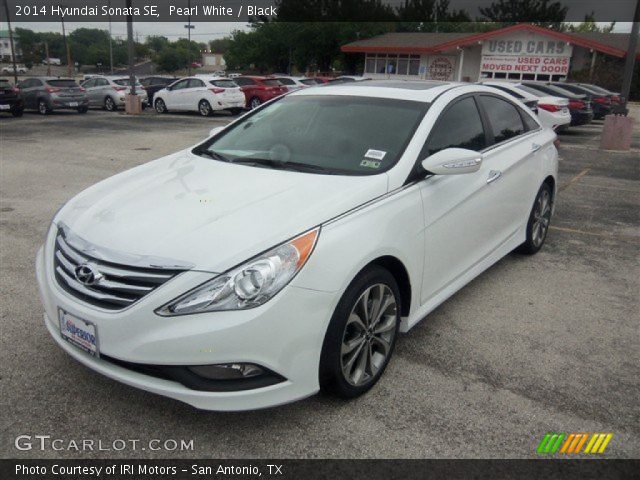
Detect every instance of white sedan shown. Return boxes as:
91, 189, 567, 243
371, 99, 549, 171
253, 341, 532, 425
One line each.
154, 76, 245, 116
482, 81, 571, 131
37, 81, 558, 411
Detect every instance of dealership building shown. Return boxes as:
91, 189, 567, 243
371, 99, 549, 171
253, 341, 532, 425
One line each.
341, 24, 639, 83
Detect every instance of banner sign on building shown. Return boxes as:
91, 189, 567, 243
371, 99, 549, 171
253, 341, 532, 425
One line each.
480, 32, 573, 76
426, 56, 456, 81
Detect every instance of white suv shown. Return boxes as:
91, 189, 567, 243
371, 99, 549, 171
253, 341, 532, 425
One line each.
37, 81, 558, 411
154, 76, 245, 116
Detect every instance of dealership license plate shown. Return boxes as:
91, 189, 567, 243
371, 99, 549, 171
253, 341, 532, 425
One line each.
0, 104, 9, 110
59, 309, 99, 357
68, 102, 79, 107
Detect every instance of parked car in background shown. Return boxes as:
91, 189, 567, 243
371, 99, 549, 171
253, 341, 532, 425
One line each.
154, 76, 245, 116
481, 81, 571, 132
521, 82, 593, 126
81, 76, 148, 111
43, 58, 62, 66
551, 83, 612, 119
2, 65, 28, 74
575, 83, 621, 106
299, 78, 323, 86
0, 78, 24, 116
140, 76, 177, 107
271, 76, 308, 92
36, 81, 558, 410
227, 73, 241, 78
234, 76, 288, 109
329, 76, 369, 83
18, 77, 88, 115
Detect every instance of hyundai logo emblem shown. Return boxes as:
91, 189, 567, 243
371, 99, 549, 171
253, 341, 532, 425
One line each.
74, 263, 103, 286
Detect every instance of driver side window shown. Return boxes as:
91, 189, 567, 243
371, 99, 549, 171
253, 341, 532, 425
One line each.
425, 97, 487, 157
172, 79, 189, 90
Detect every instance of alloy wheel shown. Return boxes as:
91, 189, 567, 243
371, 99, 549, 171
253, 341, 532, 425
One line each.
532, 189, 551, 247
155, 99, 166, 113
250, 97, 261, 109
105, 97, 115, 111
340, 284, 397, 387
38, 101, 48, 115
199, 100, 212, 116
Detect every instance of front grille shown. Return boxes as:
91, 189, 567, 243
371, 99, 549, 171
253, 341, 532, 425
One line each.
53, 229, 184, 310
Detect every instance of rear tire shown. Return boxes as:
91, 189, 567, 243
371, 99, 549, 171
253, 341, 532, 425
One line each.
38, 100, 50, 115
198, 99, 213, 117
104, 96, 117, 111
11, 108, 23, 117
155, 98, 167, 113
319, 265, 401, 399
517, 183, 553, 255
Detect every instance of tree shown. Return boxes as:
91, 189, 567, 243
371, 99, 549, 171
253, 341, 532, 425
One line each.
157, 46, 189, 72
479, 0, 568, 28
565, 13, 615, 33
209, 37, 231, 54
146, 35, 170, 55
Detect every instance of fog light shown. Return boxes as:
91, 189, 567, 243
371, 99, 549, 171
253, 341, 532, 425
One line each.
188, 363, 264, 380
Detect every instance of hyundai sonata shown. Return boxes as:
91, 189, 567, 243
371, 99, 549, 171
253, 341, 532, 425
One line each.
37, 80, 558, 410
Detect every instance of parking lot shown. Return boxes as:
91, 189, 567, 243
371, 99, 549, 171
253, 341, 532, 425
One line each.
1, 108, 638, 459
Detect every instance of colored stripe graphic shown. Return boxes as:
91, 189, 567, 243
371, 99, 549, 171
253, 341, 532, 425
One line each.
541, 433, 614, 455
537, 433, 566, 454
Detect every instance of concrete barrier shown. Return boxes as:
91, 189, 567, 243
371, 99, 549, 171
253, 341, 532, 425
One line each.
600, 114, 635, 151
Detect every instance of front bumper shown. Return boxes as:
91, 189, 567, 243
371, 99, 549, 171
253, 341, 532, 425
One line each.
36, 242, 336, 411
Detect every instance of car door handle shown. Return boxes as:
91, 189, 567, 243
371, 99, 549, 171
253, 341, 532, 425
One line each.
531, 143, 541, 152
487, 170, 502, 184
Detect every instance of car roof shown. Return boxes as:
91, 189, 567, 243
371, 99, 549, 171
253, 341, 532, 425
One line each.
291, 80, 464, 103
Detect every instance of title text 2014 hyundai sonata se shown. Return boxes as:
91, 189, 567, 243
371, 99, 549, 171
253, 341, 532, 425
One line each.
37, 81, 558, 411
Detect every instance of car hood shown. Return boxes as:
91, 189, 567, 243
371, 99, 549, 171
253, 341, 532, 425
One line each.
56, 150, 388, 273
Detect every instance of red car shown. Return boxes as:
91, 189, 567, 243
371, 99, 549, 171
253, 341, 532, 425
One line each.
234, 76, 288, 109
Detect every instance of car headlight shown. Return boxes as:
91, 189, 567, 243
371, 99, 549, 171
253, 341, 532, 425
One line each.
156, 227, 319, 316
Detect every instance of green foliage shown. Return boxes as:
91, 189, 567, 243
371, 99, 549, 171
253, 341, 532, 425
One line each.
209, 38, 231, 54
565, 14, 615, 33
479, 0, 567, 28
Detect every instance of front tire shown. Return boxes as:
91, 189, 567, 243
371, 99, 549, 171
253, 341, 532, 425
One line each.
249, 97, 261, 110
517, 183, 553, 255
11, 107, 23, 117
320, 266, 401, 399
155, 98, 167, 113
198, 99, 213, 117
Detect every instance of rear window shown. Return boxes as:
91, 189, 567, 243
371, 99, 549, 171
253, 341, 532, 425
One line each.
262, 79, 281, 86
46, 79, 79, 88
114, 78, 142, 86
210, 80, 238, 88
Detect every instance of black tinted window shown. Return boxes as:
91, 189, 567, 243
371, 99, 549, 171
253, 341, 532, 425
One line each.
47, 79, 79, 88
480, 96, 525, 143
427, 97, 486, 156
262, 79, 281, 86
188, 79, 205, 88
521, 109, 539, 130
235, 78, 254, 86
210, 79, 237, 88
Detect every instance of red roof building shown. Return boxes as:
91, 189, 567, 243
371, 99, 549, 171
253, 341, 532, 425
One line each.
341, 24, 639, 83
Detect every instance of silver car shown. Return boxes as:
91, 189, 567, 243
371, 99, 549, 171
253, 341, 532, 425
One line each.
80, 75, 148, 111
18, 77, 89, 115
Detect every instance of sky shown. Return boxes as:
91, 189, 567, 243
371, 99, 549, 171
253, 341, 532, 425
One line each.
11, 21, 633, 44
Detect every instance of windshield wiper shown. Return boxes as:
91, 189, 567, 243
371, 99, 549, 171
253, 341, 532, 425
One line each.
232, 158, 334, 174
194, 149, 232, 162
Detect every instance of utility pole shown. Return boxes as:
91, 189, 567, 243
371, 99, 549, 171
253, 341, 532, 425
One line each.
108, 0, 113, 74
45, 41, 51, 76
61, 13, 72, 77
620, 0, 639, 112
2, 0, 18, 84
185, 0, 195, 75
126, 0, 135, 95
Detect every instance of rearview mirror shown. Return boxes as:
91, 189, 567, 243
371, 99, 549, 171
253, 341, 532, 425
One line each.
421, 148, 483, 175
209, 126, 224, 137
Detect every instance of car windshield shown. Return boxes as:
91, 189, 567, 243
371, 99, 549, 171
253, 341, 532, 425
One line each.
194, 95, 427, 175
47, 79, 78, 88
210, 79, 238, 88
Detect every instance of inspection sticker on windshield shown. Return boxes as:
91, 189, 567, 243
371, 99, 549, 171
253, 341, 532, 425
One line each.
364, 149, 387, 161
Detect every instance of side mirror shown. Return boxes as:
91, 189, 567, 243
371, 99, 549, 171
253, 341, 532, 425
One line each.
209, 126, 224, 137
421, 148, 483, 175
